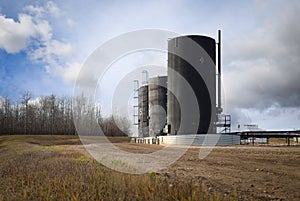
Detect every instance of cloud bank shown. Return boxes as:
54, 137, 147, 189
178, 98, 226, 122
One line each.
223, 0, 300, 128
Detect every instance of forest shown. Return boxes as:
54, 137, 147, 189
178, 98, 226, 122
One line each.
0, 91, 130, 136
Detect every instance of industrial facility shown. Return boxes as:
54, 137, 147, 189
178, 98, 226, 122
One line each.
133, 30, 299, 146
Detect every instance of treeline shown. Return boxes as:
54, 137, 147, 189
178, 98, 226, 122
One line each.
0, 92, 130, 136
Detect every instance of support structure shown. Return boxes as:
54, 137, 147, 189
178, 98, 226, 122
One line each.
133, 80, 139, 125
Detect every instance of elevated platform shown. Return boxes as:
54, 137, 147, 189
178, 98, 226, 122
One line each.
229, 130, 300, 146
230, 130, 300, 138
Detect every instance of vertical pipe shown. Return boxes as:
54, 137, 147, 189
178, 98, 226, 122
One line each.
218, 30, 222, 112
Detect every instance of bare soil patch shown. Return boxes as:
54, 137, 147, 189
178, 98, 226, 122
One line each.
160, 146, 300, 200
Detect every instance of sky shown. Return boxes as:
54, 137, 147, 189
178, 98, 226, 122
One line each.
0, 0, 299, 131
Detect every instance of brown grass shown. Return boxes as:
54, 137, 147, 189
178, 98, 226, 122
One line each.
0, 135, 234, 201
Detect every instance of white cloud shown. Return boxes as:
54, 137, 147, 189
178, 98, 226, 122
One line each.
0, 14, 35, 53
44, 61, 82, 84
61, 62, 82, 84
23, 5, 45, 18
46, 1, 62, 18
24, 1, 62, 18
34, 19, 52, 41
0, 1, 70, 53
0, 1, 76, 85
23, 2, 77, 85
49, 40, 72, 57
30, 39, 72, 62
25, 2, 73, 75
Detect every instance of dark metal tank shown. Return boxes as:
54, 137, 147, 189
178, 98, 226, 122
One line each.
167, 35, 216, 135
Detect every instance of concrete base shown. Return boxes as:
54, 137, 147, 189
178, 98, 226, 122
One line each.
134, 134, 240, 146
159, 134, 240, 146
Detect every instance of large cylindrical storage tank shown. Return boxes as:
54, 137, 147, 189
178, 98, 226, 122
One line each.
148, 76, 167, 137
138, 85, 149, 137
167, 35, 216, 135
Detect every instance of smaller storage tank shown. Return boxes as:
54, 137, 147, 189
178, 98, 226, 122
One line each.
148, 76, 167, 137
138, 85, 149, 137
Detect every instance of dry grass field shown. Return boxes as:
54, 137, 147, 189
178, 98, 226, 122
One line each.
0, 135, 299, 200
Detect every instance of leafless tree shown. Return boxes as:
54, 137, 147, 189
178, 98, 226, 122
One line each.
0, 92, 131, 136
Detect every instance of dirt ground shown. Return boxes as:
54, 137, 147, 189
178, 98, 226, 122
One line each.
1, 135, 299, 200
166, 146, 300, 200
111, 143, 300, 201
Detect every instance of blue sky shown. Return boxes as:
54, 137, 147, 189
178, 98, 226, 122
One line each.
0, 0, 299, 131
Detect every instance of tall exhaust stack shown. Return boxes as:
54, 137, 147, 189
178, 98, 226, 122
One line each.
217, 30, 222, 113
